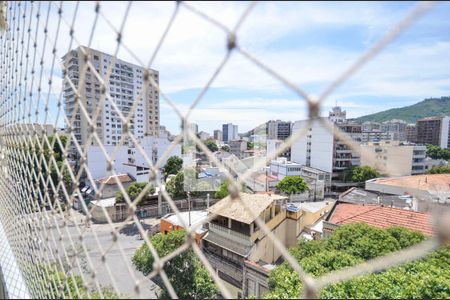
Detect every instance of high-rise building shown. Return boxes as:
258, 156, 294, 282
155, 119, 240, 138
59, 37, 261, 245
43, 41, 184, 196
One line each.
416, 116, 450, 148
291, 116, 361, 180
187, 123, 199, 135
267, 120, 292, 140
62, 46, 159, 148
222, 123, 239, 142
381, 119, 407, 141
213, 129, 222, 141
328, 106, 346, 124
406, 124, 417, 143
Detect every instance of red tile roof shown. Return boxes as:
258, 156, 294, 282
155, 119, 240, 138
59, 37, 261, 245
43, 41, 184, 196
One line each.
329, 202, 434, 236
97, 174, 134, 185
372, 174, 450, 193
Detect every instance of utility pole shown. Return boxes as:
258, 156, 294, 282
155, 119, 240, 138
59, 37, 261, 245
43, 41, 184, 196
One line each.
187, 191, 191, 227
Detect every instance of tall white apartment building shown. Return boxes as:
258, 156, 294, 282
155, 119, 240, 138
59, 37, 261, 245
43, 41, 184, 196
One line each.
62, 46, 160, 148
291, 107, 362, 181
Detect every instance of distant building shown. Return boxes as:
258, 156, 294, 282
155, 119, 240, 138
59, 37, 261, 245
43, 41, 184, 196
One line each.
328, 106, 346, 124
360, 140, 427, 176
269, 158, 302, 181
198, 131, 211, 141
229, 140, 247, 159
381, 119, 407, 141
87, 135, 181, 181
213, 129, 222, 141
267, 120, 291, 140
291, 117, 361, 181
406, 123, 417, 143
323, 201, 434, 237
222, 123, 239, 142
187, 123, 199, 135
415, 116, 450, 148
266, 139, 290, 159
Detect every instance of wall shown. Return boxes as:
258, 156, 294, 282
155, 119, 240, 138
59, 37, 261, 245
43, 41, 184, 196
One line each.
361, 144, 414, 176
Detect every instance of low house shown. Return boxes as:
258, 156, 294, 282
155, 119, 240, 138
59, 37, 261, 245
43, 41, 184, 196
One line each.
95, 173, 135, 199
201, 193, 334, 298
160, 211, 208, 244
323, 201, 434, 237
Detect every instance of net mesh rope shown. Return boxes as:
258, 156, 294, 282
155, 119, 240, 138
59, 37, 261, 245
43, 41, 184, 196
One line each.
0, 1, 449, 299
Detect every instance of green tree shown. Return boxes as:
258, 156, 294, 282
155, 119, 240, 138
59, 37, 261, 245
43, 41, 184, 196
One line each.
265, 224, 447, 299
343, 165, 380, 183
163, 156, 183, 180
326, 223, 400, 260
427, 165, 450, 174
115, 182, 155, 205
132, 230, 218, 298
166, 171, 186, 199
247, 141, 254, 150
205, 139, 219, 152
220, 145, 230, 152
214, 180, 229, 199
426, 144, 450, 160
275, 176, 309, 195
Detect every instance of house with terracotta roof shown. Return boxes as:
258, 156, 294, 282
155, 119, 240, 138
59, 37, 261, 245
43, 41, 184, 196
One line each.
202, 192, 334, 298
323, 201, 434, 237
95, 173, 135, 198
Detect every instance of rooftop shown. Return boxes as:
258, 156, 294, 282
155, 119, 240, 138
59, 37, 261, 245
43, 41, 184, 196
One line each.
327, 202, 433, 236
370, 174, 450, 194
91, 197, 116, 207
162, 211, 208, 234
96, 173, 135, 185
208, 192, 286, 224
285, 201, 334, 213
340, 188, 415, 210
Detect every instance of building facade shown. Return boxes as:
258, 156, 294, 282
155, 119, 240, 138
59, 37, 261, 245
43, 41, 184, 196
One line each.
222, 123, 239, 142
406, 123, 417, 143
415, 116, 450, 148
360, 140, 427, 176
62, 46, 159, 148
214, 129, 223, 141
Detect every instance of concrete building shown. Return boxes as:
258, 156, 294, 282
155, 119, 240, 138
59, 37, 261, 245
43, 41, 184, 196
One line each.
222, 123, 239, 142
328, 106, 346, 124
229, 140, 247, 159
198, 131, 210, 141
381, 119, 407, 141
361, 130, 392, 143
202, 193, 333, 297
213, 130, 223, 141
360, 140, 427, 176
291, 118, 360, 180
416, 116, 450, 148
62, 46, 160, 148
269, 158, 302, 181
87, 135, 181, 182
406, 124, 417, 143
267, 120, 291, 140
266, 139, 290, 159
187, 123, 199, 135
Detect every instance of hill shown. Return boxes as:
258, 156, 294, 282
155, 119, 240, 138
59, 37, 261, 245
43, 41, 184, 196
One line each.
355, 96, 450, 123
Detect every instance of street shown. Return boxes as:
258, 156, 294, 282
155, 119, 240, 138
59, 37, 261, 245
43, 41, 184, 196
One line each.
33, 211, 161, 299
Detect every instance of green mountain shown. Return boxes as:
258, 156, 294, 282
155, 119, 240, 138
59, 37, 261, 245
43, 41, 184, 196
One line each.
355, 96, 450, 123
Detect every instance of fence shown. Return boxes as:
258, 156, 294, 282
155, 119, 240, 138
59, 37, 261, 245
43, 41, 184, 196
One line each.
0, 1, 449, 299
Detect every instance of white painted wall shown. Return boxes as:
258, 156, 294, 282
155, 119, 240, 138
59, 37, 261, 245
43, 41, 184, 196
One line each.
440, 116, 450, 148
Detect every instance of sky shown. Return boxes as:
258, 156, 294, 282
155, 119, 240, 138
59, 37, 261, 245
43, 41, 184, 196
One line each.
19, 1, 450, 135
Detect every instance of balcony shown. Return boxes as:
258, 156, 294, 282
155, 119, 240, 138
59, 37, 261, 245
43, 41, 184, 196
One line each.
204, 248, 243, 285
